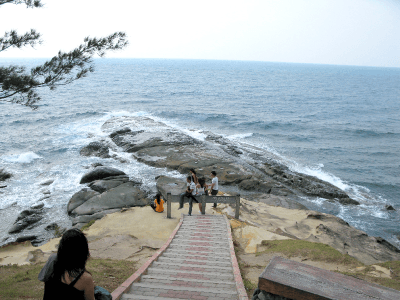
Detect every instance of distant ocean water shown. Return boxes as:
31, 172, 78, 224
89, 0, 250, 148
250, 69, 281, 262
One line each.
1, 58, 399, 247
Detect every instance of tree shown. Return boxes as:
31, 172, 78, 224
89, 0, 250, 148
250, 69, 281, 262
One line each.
0, 0, 128, 108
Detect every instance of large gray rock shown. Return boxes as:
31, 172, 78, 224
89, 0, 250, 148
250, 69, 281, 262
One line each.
80, 167, 126, 184
71, 209, 120, 226
80, 141, 111, 158
67, 188, 100, 214
156, 176, 186, 199
88, 177, 130, 193
72, 182, 147, 215
8, 215, 43, 234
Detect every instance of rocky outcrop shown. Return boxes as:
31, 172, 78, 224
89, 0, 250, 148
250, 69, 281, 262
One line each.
229, 199, 400, 265
80, 166, 126, 184
104, 116, 356, 205
8, 206, 45, 234
72, 182, 147, 215
0, 168, 12, 181
80, 141, 111, 158
67, 167, 147, 228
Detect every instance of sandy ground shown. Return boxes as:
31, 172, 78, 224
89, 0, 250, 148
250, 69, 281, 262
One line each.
0, 202, 221, 267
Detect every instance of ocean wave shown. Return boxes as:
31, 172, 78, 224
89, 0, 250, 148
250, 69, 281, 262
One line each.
1, 152, 42, 163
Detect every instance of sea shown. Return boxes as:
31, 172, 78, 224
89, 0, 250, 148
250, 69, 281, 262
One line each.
0, 58, 399, 247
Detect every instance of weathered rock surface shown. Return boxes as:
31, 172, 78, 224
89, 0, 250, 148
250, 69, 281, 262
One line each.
104, 116, 356, 204
71, 209, 120, 226
71, 182, 147, 216
229, 199, 400, 265
80, 166, 126, 184
67, 188, 100, 214
88, 175, 131, 194
39, 179, 54, 186
156, 176, 186, 199
8, 205, 45, 234
80, 141, 111, 158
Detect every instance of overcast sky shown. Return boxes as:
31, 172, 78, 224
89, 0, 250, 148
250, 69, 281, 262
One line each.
1, 0, 399, 68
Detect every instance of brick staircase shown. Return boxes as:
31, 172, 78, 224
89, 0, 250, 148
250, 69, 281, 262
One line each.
116, 214, 247, 300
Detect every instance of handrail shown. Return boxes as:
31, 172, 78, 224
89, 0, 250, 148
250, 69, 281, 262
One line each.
166, 193, 240, 219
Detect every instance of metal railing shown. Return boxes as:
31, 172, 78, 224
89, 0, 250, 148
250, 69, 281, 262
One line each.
166, 193, 241, 219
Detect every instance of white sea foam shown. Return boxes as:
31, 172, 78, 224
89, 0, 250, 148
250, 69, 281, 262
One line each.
226, 133, 254, 140
1, 152, 42, 164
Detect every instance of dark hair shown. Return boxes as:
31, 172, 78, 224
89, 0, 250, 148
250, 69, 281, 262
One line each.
53, 229, 90, 281
198, 177, 205, 187
155, 193, 162, 205
189, 169, 196, 175
187, 176, 192, 181
211, 171, 217, 176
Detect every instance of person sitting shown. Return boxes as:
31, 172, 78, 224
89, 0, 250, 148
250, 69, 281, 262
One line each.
178, 176, 197, 216
150, 193, 164, 213
40, 228, 95, 300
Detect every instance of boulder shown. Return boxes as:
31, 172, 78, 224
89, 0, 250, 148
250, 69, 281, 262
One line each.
72, 182, 147, 215
71, 209, 120, 226
67, 188, 100, 214
156, 176, 186, 199
80, 141, 111, 158
80, 166, 126, 184
40, 179, 54, 186
385, 205, 396, 211
15, 235, 37, 243
8, 215, 43, 234
88, 177, 130, 194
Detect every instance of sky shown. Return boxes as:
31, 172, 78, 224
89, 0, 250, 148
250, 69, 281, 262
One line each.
0, 0, 399, 68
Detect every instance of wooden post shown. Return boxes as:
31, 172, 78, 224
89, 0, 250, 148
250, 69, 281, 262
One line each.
167, 193, 171, 219
201, 195, 206, 215
235, 194, 240, 219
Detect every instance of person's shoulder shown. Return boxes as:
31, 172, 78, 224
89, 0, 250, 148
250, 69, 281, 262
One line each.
79, 272, 93, 285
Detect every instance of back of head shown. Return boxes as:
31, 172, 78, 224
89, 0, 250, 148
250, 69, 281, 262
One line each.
156, 192, 161, 204
211, 171, 217, 176
53, 229, 90, 280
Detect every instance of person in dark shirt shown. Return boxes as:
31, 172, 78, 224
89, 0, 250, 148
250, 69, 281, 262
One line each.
40, 228, 95, 300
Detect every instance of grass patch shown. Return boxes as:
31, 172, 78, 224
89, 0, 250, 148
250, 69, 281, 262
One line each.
81, 220, 96, 231
243, 278, 257, 292
0, 258, 136, 300
257, 239, 363, 268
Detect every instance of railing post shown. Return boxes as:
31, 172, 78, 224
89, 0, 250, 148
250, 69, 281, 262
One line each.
201, 195, 206, 215
167, 193, 171, 219
235, 194, 240, 219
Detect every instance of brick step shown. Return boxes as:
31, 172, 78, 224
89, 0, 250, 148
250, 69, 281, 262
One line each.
170, 241, 230, 250
166, 246, 228, 255
178, 227, 226, 232
182, 221, 226, 224
174, 234, 228, 241
161, 252, 231, 263
151, 261, 233, 273
126, 282, 238, 299
173, 237, 230, 246
141, 275, 236, 287
178, 226, 228, 235
176, 231, 227, 236
141, 277, 236, 291
162, 248, 230, 257
146, 268, 234, 281
121, 295, 183, 300
157, 256, 232, 267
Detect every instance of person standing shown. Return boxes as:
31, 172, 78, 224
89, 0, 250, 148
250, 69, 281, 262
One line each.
209, 171, 219, 208
178, 176, 197, 216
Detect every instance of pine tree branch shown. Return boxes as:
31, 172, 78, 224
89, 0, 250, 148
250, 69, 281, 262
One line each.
0, 29, 42, 52
0, 32, 128, 108
0, 0, 43, 8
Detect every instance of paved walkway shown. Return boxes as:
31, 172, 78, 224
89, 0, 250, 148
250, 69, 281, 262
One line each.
119, 214, 247, 300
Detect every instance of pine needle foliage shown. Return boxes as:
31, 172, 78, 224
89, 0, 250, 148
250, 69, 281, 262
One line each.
0, 0, 128, 109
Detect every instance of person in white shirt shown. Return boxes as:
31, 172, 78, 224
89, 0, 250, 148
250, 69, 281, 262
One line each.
178, 176, 197, 215
209, 171, 218, 208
